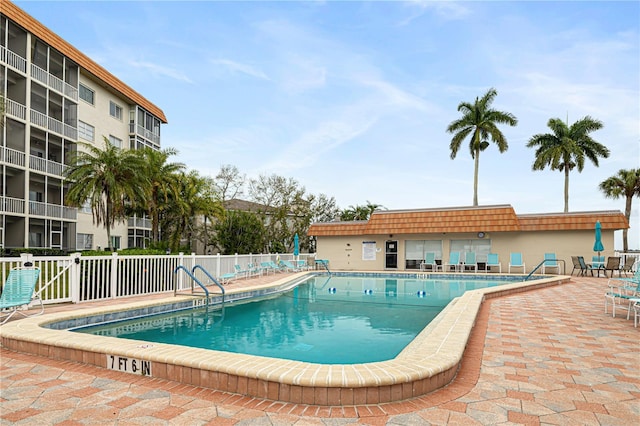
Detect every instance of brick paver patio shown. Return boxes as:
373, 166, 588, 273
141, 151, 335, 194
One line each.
1, 275, 638, 425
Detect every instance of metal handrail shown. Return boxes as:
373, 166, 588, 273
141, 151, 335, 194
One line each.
191, 265, 225, 304
174, 265, 209, 301
524, 258, 566, 281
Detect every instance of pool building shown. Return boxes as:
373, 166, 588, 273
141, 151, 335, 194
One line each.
308, 205, 629, 274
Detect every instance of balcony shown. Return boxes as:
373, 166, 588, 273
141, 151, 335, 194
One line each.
31, 63, 78, 101
30, 110, 78, 140
29, 155, 68, 177
0, 196, 26, 214
0, 147, 26, 167
131, 124, 161, 145
28, 201, 77, 220
128, 216, 152, 229
0, 45, 27, 73
4, 98, 27, 121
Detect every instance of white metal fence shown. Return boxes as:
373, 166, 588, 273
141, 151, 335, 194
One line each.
1, 252, 314, 306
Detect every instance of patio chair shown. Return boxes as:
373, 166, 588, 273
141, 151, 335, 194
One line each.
484, 253, 501, 273
420, 252, 437, 272
279, 260, 299, 272
541, 252, 560, 274
576, 256, 597, 276
591, 256, 605, 270
443, 252, 461, 272
219, 271, 237, 285
602, 257, 621, 278
633, 299, 640, 328
508, 252, 525, 273
605, 278, 640, 319
462, 252, 477, 273
0, 268, 43, 324
620, 257, 637, 277
233, 264, 249, 279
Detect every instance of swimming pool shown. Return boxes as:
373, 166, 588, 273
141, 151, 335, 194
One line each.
72, 274, 516, 364
0, 271, 569, 405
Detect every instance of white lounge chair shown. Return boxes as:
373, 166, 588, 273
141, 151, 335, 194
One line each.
444, 252, 461, 273
484, 253, 501, 273
462, 252, 477, 273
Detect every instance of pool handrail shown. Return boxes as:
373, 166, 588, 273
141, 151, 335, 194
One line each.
191, 265, 225, 303
524, 258, 566, 281
174, 265, 210, 302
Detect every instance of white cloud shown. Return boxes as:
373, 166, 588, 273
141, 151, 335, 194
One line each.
210, 59, 270, 81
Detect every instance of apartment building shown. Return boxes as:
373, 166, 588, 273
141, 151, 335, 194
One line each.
1, 1, 167, 251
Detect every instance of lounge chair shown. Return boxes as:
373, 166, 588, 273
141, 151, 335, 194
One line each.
420, 252, 437, 272
0, 268, 43, 324
279, 260, 299, 272
233, 264, 250, 279
219, 272, 237, 285
620, 257, 637, 277
508, 252, 525, 273
541, 253, 560, 274
484, 253, 501, 273
444, 252, 461, 272
462, 252, 477, 273
602, 257, 621, 278
296, 260, 310, 271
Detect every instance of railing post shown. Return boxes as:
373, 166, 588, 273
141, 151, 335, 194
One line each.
216, 253, 221, 278
178, 252, 185, 293
20, 253, 33, 267
110, 252, 118, 299
70, 252, 81, 303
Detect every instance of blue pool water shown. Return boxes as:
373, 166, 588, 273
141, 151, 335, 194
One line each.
74, 274, 511, 364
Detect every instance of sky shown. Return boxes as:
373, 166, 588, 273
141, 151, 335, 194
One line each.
15, 0, 640, 250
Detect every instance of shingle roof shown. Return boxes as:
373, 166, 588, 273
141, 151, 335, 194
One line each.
307, 205, 629, 236
3, 1, 167, 123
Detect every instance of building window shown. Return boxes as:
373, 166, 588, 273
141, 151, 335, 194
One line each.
76, 233, 93, 250
79, 84, 94, 105
405, 240, 443, 270
110, 236, 121, 250
78, 120, 95, 141
108, 135, 122, 149
110, 101, 123, 120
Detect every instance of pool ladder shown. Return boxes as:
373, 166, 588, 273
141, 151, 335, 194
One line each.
174, 265, 225, 306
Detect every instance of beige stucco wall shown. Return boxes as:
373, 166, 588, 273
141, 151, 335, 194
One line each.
75, 74, 131, 250
314, 230, 617, 274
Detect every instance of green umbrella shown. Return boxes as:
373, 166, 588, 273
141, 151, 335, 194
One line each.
593, 221, 604, 257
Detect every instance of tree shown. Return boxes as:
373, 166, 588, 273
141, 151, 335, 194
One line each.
214, 210, 265, 255
214, 164, 246, 202
527, 116, 609, 212
249, 174, 306, 253
65, 138, 147, 251
340, 201, 384, 221
137, 148, 185, 243
599, 168, 640, 251
163, 170, 223, 252
446, 88, 518, 206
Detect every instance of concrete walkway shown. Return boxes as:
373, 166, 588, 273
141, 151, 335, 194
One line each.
1, 275, 638, 425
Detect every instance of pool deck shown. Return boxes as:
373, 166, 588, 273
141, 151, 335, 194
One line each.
1, 273, 638, 424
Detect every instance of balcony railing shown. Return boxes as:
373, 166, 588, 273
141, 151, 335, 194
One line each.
30, 63, 78, 101
29, 155, 67, 177
30, 109, 78, 140
0, 146, 26, 167
131, 124, 161, 145
0, 196, 26, 214
128, 217, 152, 229
4, 98, 27, 120
0, 45, 27, 73
29, 201, 77, 220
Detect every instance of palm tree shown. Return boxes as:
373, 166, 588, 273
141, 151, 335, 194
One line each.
65, 138, 147, 251
446, 88, 518, 206
599, 168, 640, 251
137, 147, 185, 243
527, 116, 610, 213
